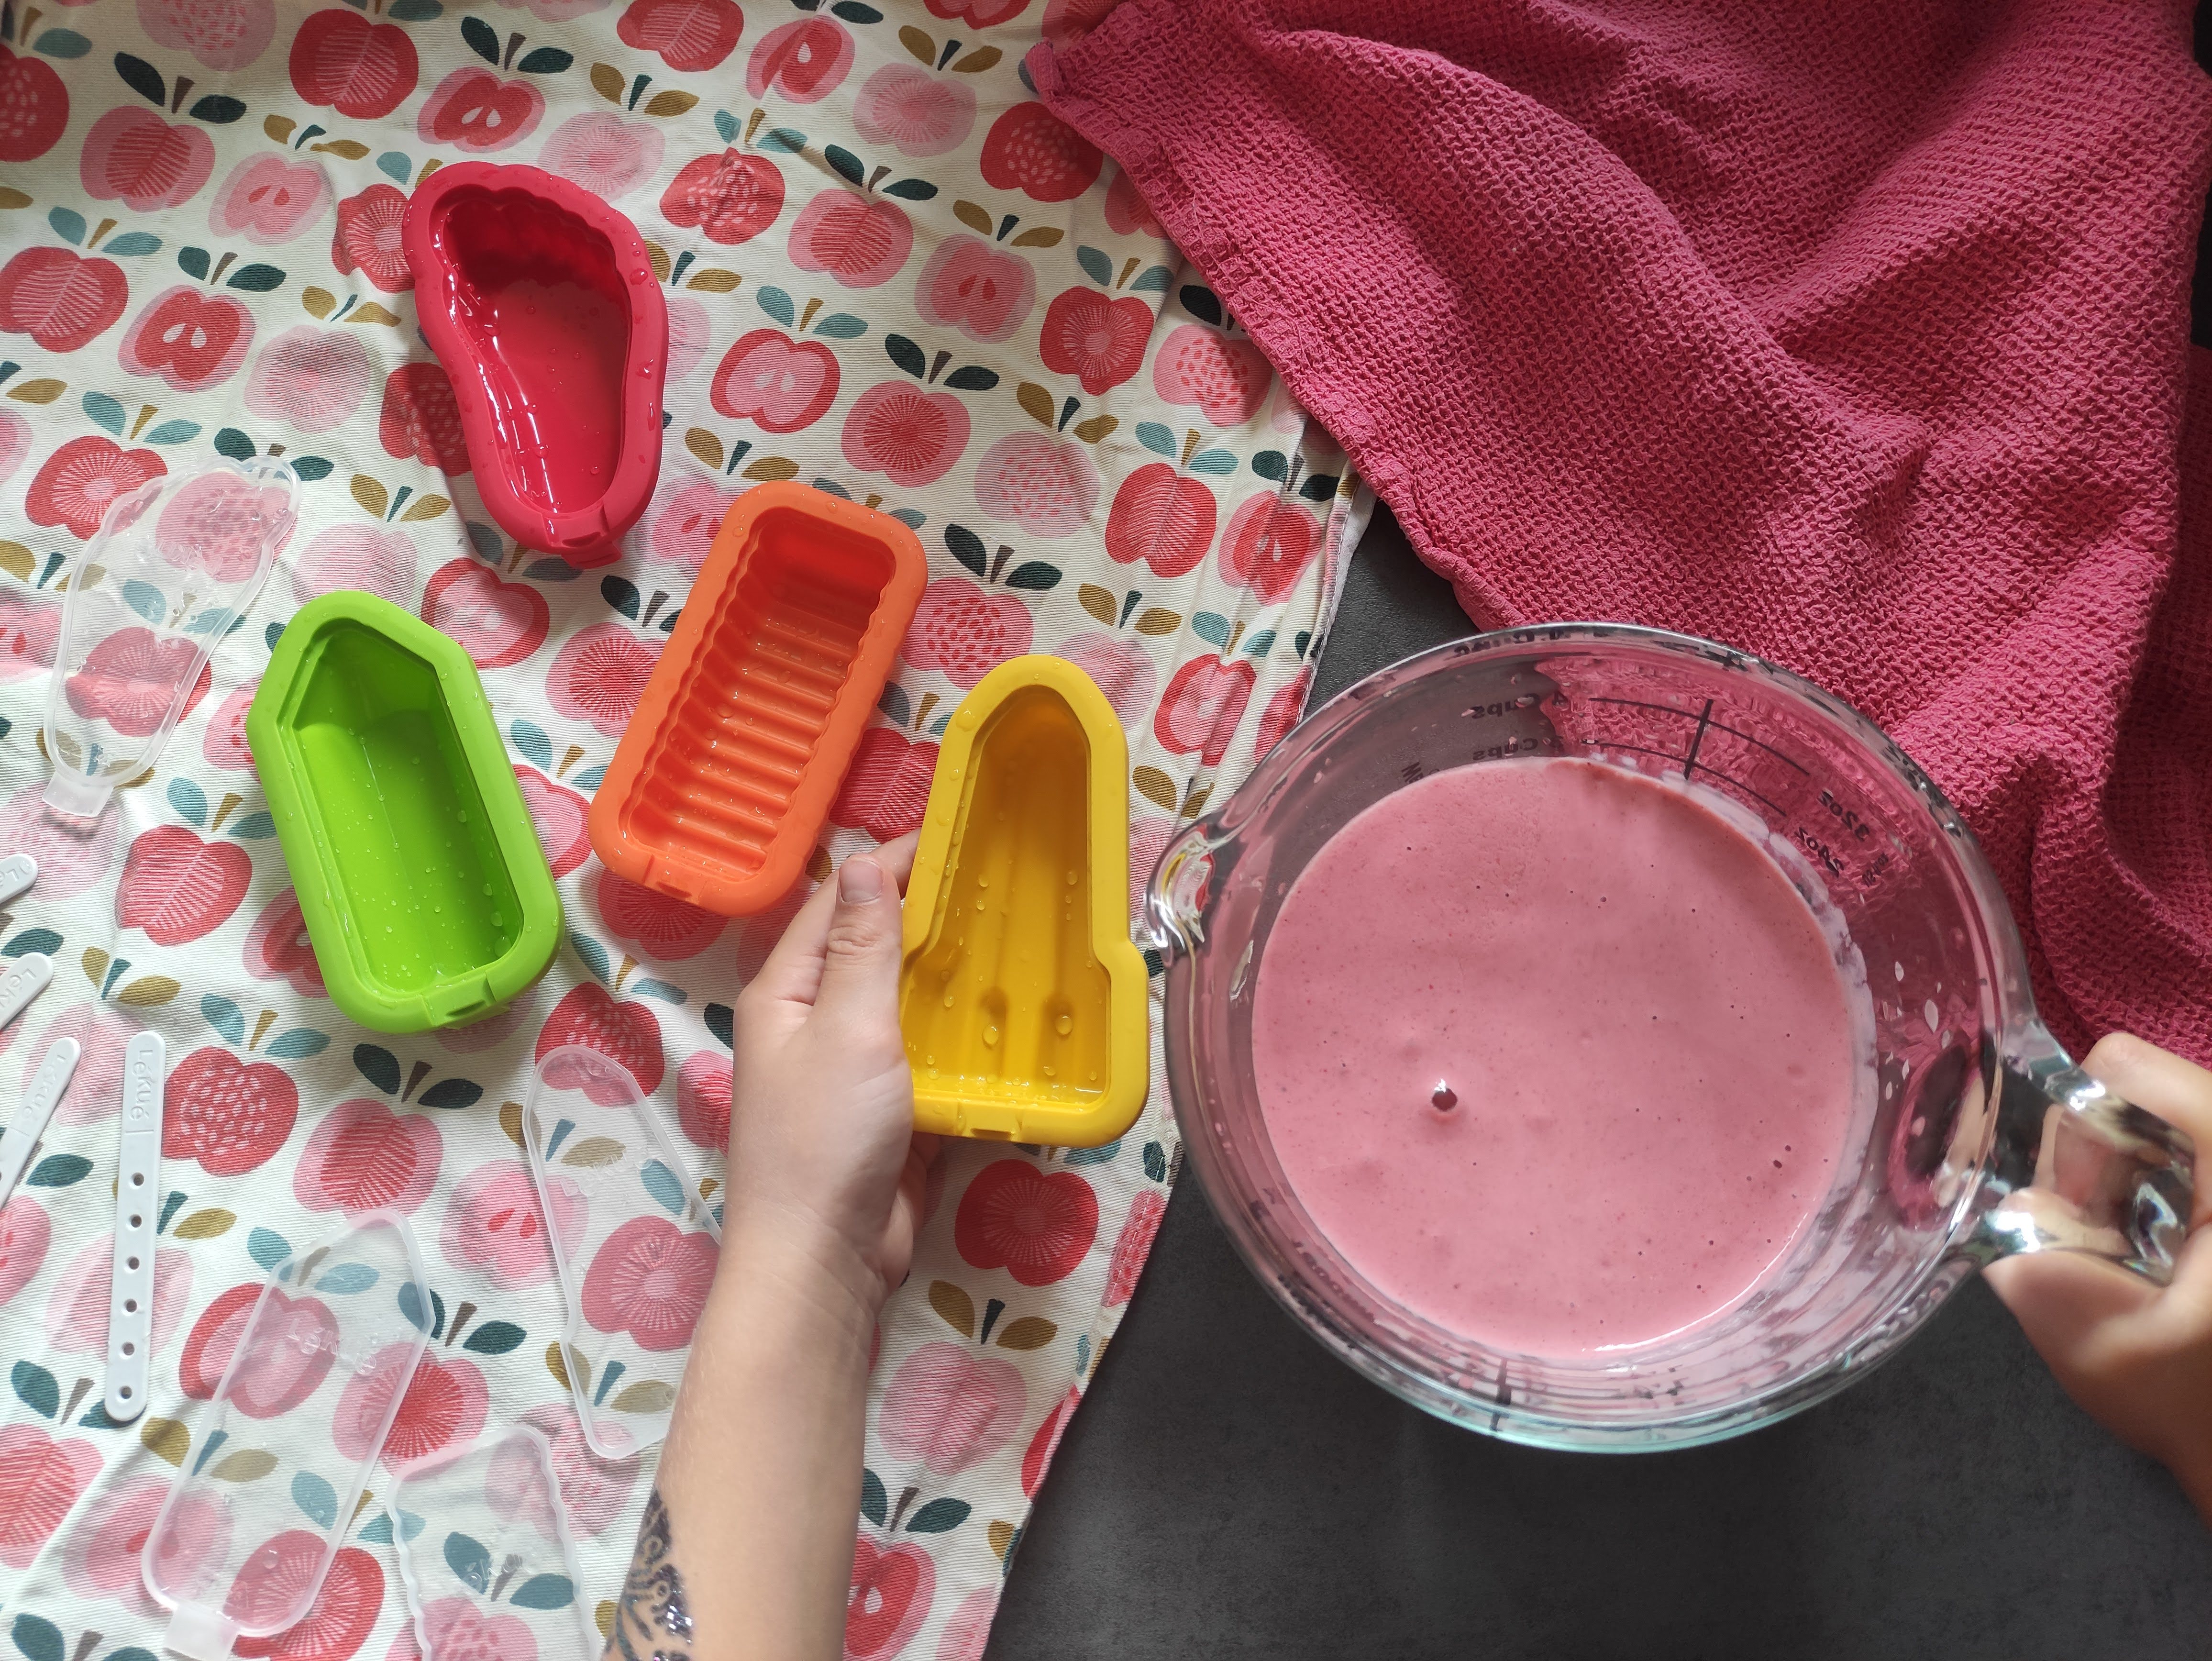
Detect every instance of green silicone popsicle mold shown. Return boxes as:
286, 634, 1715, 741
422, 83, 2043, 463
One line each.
247, 591, 561, 1033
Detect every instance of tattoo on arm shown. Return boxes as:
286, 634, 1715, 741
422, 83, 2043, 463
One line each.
609, 1486, 696, 1661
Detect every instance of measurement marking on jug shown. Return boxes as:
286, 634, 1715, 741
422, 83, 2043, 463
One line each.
1589, 697, 1811, 773
1580, 738, 1791, 822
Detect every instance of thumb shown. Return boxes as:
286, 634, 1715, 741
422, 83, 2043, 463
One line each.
815, 852, 906, 1018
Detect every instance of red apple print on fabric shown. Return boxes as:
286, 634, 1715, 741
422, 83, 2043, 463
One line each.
178, 1281, 270, 1401
1041, 0, 1115, 47
973, 430, 1097, 538
245, 887, 327, 995
138, 0, 276, 70
442, 1158, 574, 1290
547, 620, 658, 736
0, 44, 69, 163
854, 63, 976, 159
25, 435, 165, 538
926, 0, 1027, 23
662, 149, 785, 247
847, 1537, 934, 1661
520, 1401, 641, 1537
295, 1099, 444, 1216
1105, 164, 1161, 236
1156, 655, 1257, 767
0, 1193, 49, 1306
81, 107, 216, 210
200, 680, 256, 765
1154, 324, 1271, 426
619, 0, 744, 72
980, 102, 1101, 203
248, 326, 373, 433
580, 1215, 718, 1351
1039, 288, 1151, 394
291, 523, 417, 607
228, 1535, 383, 1661
332, 182, 412, 292
905, 576, 1032, 689
115, 823, 254, 944
291, 7, 420, 117
1220, 491, 1321, 604
830, 728, 936, 839
675, 1049, 730, 1151
746, 15, 852, 102
878, 1340, 1026, 1475
380, 361, 471, 473
649, 476, 738, 574
514, 764, 592, 877
710, 328, 839, 432
843, 381, 970, 488
537, 982, 666, 1095
210, 154, 330, 245
0, 246, 130, 351
1256, 666, 1313, 757
788, 189, 914, 290
915, 233, 1033, 343
421, 558, 549, 668
118, 285, 254, 390
403, 1596, 535, 1661
0, 588, 60, 681
0, 1427, 104, 1570
1054, 632, 1156, 728
1105, 463, 1216, 578
1104, 1186, 1166, 1306
166, 1046, 300, 1175
194, 1287, 342, 1417
954, 1159, 1099, 1286
419, 66, 547, 152
937, 1585, 999, 1661
336, 1350, 489, 1468
65, 628, 199, 736
539, 111, 665, 200
596, 867, 729, 962
0, 781, 123, 897
46, 1233, 191, 1354
1022, 1381, 1081, 1495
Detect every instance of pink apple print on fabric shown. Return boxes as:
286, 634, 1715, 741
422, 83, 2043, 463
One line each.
1104, 1187, 1166, 1306
595, 866, 728, 962
547, 620, 658, 737
974, 431, 1098, 538
64, 1475, 197, 1615
580, 1216, 718, 1351
519, 1401, 641, 1537
333, 183, 413, 292
0, 1427, 104, 1570
290, 524, 419, 607
81, 108, 215, 211
417, 1596, 539, 1661
0, 780, 122, 898
666, 293, 711, 385
118, 285, 255, 392
155, 465, 295, 580
0, 1194, 50, 1306
23, 1000, 142, 1125
1153, 324, 1272, 426
0, 588, 60, 681
202, 679, 259, 768
710, 328, 839, 432
854, 64, 976, 158
443, 1157, 577, 1290
844, 382, 970, 489
915, 235, 1034, 343
1054, 631, 1157, 728
877, 1341, 1026, 1477
537, 111, 664, 199
514, 765, 592, 879
498, 0, 611, 22
0, 410, 30, 485
209, 153, 329, 244
248, 326, 373, 433
138, 0, 275, 69
294, 1099, 443, 1215
45, 1233, 191, 1354
648, 476, 738, 575
787, 188, 913, 289
937, 1585, 1000, 1661
64, 628, 198, 736
244, 887, 327, 996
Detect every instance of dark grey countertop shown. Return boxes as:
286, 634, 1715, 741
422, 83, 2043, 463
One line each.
984, 506, 2212, 1660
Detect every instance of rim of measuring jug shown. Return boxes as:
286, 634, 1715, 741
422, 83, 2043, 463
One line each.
1149, 621, 2043, 1450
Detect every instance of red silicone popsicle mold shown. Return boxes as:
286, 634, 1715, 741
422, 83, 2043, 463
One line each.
403, 163, 666, 568
588, 483, 927, 915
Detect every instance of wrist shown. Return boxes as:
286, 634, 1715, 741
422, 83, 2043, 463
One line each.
711, 1199, 886, 1348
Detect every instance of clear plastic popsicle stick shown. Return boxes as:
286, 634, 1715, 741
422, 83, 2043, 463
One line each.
387, 1426, 597, 1661
107, 1031, 163, 1423
140, 1212, 432, 1661
0, 952, 53, 1032
0, 853, 35, 906
0, 1036, 79, 1214
45, 457, 295, 819
522, 1045, 721, 1460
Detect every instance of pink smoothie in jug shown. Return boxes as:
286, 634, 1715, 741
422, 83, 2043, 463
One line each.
1250, 755, 1867, 1355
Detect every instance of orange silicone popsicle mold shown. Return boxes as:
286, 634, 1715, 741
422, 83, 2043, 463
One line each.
588, 483, 926, 915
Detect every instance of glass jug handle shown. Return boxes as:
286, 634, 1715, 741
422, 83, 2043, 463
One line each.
1972, 1027, 2194, 1284
1145, 820, 1218, 958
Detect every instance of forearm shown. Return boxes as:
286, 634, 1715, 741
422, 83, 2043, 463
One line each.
608, 1225, 877, 1661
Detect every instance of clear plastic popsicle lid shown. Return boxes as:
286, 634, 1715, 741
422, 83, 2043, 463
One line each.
140, 1211, 431, 1661
387, 1426, 598, 1661
522, 1045, 721, 1461
46, 457, 295, 819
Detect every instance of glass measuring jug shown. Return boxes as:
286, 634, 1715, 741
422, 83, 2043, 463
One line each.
1148, 624, 2194, 1450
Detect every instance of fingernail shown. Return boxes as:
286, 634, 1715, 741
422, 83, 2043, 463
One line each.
840, 857, 883, 904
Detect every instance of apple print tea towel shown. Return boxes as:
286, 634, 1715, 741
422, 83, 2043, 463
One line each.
1036, 0, 2212, 1065
0, 0, 1373, 1650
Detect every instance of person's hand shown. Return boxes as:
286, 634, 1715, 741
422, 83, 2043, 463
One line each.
1986, 1033, 2212, 1519
720, 834, 937, 1324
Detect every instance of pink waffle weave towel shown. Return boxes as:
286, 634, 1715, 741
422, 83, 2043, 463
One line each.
1036, 0, 2212, 1061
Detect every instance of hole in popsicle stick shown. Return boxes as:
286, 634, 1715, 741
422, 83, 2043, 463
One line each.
131, 1172, 144, 1186
120, 1385, 132, 1399
127, 1257, 140, 1271
125, 1299, 138, 1314
122, 1342, 134, 1356
130, 1215, 142, 1229
1431, 1083, 1459, 1112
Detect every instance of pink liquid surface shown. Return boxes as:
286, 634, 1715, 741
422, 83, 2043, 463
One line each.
1251, 756, 1863, 1354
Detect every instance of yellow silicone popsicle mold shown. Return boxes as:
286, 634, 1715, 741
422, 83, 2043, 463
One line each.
900, 656, 1150, 1147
